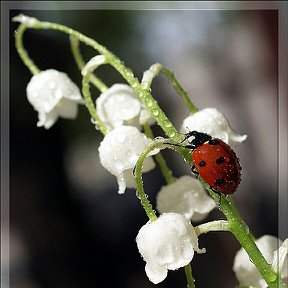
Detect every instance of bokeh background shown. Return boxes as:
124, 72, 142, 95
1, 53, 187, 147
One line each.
8, 5, 283, 288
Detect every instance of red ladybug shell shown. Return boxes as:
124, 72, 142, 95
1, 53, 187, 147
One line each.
192, 138, 241, 195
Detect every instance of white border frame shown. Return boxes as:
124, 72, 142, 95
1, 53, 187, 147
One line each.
1, 2, 287, 288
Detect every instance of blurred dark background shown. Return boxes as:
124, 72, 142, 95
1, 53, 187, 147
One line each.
8, 7, 281, 288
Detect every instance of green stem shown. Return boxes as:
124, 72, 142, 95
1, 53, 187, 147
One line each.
82, 73, 109, 135
70, 36, 108, 92
142, 63, 198, 114
200, 180, 286, 288
184, 263, 195, 288
143, 124, 175, 184
14, 15, 182, 142
167, 144, 286, 288
134, 138, 184, 221
135, 141, 162, 222
15, 24, 40, 75
143, 124, 198, 287
135, 138, 199, 286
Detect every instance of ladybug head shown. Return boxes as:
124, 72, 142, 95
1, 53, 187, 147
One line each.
185, 130, 212, 148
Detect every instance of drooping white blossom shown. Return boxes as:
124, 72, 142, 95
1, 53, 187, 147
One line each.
156, 176, 216, 221
233, 235, 288, 288
26, 69, 83, 129
181, 108, 247, 146
273, 238, 288, 280
136, 212, 205, 284
96, 83, 154, 130
98, 125, 156, 194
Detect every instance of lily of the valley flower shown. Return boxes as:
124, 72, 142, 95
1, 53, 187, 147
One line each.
233, 235, 288, 288
26, 69, 83, 129
181, 108, 247, 146
156, 176, 216, 221
96, 83, 154, 130
136, 212, 205, 284
98, 125, 156, 194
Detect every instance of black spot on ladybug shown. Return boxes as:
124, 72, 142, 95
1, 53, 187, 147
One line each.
215, 178, 225, 186
199, 160, 206, 167
208, 139, 220, 145
216, 157, 225, 164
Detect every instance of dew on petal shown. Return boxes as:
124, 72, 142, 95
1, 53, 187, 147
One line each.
114, 160, 124, 171
48, 81, 56, 89
116, 133, 127, 144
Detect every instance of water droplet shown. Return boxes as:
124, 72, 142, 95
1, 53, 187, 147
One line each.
145, 99, 153, 107
135, 190, 141, 199
54, 89, 62, 99
152, 109, 159, 116
90, 117, 96, 125
125, 69, 134, 78
164, 120, 172, 128
48, 81, 56, 89
245, 225, 250, 235
116, 133, 126, 143
114, 160, 124, 170
43, 100, 52, 111
168, 131, 176, 138
267, 272, 277, 282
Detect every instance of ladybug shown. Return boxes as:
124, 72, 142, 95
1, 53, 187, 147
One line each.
184, 131, 241, 195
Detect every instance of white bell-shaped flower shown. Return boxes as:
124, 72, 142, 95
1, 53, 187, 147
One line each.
96, 83, 153, 130
181, 108, 247, 146
233, 235, 288, 288
156, 176, 216, 221
136, 212, 205, 284
98, 125, 156, 194
26, 69, 83, 129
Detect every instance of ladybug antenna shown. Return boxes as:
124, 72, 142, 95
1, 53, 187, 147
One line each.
181, 127, 194, 143
185, 131, 212, 148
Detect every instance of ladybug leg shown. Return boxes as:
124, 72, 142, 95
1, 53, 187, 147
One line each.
132, 165, 136, 176
184, 144, 196, 149
162, 141, 196, 150
191, 165, 199, 178
211, 187, 222, 205
181, 131, 195, 142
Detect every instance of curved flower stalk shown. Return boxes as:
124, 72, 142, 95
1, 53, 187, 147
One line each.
96, 83, 154, 130
233, 235, 288, 288
26, 69, 83, 129
69, 36, 108, 93
136, 212, 205, 284
98, 125, 157, 194
141, 63, 197, 114
81, 55, 110, 135
12, 14, 182, 142
156, 175, 216, 221
181, 108, 247, 146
